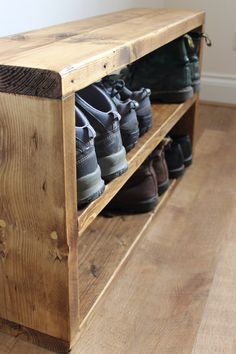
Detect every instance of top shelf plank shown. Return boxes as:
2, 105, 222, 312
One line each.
0, 8, 205, 98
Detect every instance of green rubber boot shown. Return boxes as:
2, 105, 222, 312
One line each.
123, 36, 193, 103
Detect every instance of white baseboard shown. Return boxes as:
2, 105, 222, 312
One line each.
200, 72, 236, 105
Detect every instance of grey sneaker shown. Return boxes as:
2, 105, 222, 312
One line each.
95, 79, 139, 151
75, 107, 105, 206
103, 75, 153, 136
75, 84, 128, 182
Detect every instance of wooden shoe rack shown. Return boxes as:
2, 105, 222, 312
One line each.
0, 8, 205, 352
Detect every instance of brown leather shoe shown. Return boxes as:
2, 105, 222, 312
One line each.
151, 142, 170, 195
106, 159, 158, 213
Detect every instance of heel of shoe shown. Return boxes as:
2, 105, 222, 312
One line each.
107, 195, 159, 214
121, 128, 140, 152
168, 165, 185, 179
98, 146, 128, 182
77, 166, 105, 206
151, 86, 194, 103
138, 113, 152, 136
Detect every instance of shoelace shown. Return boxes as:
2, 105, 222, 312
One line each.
201, 32, 212, 47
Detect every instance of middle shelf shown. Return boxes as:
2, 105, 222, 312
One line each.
78, 94, 197, 237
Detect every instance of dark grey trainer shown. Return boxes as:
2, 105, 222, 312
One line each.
104, 75, 153, 136
75, 107, 105, 207
171, 134, 192, 167
95, 79, 139, 152
75, 84, 128, 182
164, 138, 185, 179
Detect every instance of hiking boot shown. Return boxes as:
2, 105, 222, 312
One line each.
95, 79, 139, 151
123, 36, 193, 103
150, 142, 170, 195
165, 138, 185, 179
101, 75, 152, 136
184, 34, 201, 92
171, 134, 192, 167
75, 84, 128, 182
75, 107, 105, 206
105, 159, 158, 213
184, 32, 212, 92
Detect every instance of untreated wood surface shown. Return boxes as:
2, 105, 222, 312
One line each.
78, 96, 197, 236
1, 104, 235, 353
0, 93, 78, 349
0, 8, 205, 97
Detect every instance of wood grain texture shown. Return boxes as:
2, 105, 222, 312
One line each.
78, 180, 176, 328
78, 95, 197, 236
0, 8, 205, 97
0, 104, 235, 354
72, 105, 236, 354
0, 93, 78, 343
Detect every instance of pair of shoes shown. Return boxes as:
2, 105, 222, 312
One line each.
122, 32, 211, 103
105, 142, 170, 214
75, 79, 153, 207
164, 134, 192, 179
98, 75, 152, 137
75, 85, 128, 207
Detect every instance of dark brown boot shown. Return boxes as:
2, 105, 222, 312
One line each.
106, 159, 158, 213
151, 142, 170, 195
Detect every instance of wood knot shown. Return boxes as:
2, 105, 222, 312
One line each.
0, 220, 8, 261
31, 131, 39, 150
90, 264, 99, 278
0, 220, 6, 228
49, 232, 69, 262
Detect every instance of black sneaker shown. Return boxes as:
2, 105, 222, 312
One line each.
75, 84, 128, 182
75, 107, 105, 206
172, 134, 192, 167
102, 75, 152, 136
164, 138, 185, 179
95, 79, 139, 151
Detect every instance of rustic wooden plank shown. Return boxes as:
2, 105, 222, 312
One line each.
0, 8, 152, 60
0, 92, 78, 342
78, 95, 197, 237
0, 9, 205, 98
0, 318, 69, 353
78, 180, 176, 328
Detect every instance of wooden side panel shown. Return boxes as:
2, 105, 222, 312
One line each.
0, 92, 78, 341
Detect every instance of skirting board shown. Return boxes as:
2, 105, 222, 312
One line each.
200, 72, 236, 105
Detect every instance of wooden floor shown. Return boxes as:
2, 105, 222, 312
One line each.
1, 103, 236, 354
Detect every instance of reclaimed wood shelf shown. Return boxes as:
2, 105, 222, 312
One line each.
0, 7, 205, 353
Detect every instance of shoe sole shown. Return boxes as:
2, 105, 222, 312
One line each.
151, 86, 194, 103
158, 179, 170, 195
168, 164, 185, 179
77, 166, 105, 207
98, 146, 128, 182
106, 195, 159, 214
138, 113, 153, 136
184, 154, 193, 167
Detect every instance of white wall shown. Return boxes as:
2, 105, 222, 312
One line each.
165, 0, 236, 104
0, 0, 163, 37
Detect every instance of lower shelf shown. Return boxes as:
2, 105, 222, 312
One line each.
78, 179, 177, 325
